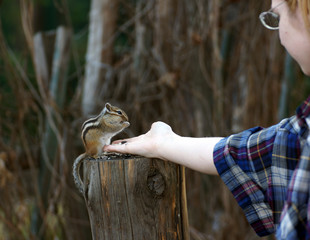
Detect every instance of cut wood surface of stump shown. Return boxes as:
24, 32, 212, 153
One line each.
82, 154, 189, 240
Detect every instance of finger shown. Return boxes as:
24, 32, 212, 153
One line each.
111, 139, 129, 145
105, 142, 138, 155
111, 135, 144, 145
103, 144, 127, 153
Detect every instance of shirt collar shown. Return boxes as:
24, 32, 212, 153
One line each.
296, 95, 310, 129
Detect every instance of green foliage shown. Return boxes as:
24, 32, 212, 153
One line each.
0, 0, 24, 49
1, 0, 89, 48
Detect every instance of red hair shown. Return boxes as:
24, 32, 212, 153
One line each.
287, 0, 310, 29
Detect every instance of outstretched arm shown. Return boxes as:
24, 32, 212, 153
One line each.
103, 121, 222, 175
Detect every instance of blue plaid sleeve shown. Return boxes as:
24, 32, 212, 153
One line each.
214, 97, 310, 239
214, 124, 283, 236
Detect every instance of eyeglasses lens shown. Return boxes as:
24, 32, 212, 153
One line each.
260, 12, 280, 29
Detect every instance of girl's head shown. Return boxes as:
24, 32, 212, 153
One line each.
271, 0, 310, 75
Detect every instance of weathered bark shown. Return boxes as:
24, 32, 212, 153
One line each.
81, 155, 189, 240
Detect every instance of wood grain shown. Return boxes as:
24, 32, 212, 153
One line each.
82, 155, 189, 240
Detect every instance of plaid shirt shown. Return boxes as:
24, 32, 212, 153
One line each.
214, 96, 310, 239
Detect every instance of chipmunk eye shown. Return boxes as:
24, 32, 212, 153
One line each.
116, 110, 122, 115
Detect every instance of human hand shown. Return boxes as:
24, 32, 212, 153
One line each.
103, 121, 175, 159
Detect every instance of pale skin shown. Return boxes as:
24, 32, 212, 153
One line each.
105, 121, 221, 175
104, 1, 310, 174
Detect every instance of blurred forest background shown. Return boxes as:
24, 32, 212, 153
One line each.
0, 0, 309, 239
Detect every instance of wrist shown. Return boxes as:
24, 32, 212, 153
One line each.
140, 121, 180, 160
155, 131, 180, 161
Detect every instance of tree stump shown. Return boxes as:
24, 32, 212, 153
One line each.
81, 155, 189, 240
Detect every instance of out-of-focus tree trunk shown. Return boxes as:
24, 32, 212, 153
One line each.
82, 0, 119, 115
31, 26, 72, 239
154, 0, 177, 72
68, 0, 120, 239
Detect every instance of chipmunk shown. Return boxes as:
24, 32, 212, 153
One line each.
73, 103, 130, 194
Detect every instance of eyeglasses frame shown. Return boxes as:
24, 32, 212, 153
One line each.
259, 1, 286, 30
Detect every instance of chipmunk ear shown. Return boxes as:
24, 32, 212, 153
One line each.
105, 103, 112, 112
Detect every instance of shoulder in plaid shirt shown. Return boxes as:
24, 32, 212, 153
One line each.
214, 96, 310, 239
